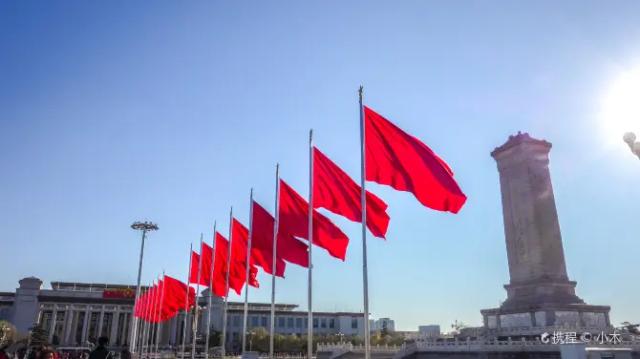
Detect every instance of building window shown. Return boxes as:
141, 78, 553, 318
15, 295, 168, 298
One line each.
251, 316, 259, 327
329, 318, 335, 329
321, 319, 327, 328
278, 317, 285, 328
261, 317, 267, 328
233, 315, 241, 327
313, 318, 318, 328
287, 318, 294, 328
296, 318, 302, 328
351, 318, 358, 329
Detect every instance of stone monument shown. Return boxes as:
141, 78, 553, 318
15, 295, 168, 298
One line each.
481, 132, 610, 335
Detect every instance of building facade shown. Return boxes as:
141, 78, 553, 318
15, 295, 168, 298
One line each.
0, 277, 372, 350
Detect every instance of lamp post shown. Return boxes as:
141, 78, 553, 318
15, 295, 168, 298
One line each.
623, 132, 640, 160
129, 221, 158, 354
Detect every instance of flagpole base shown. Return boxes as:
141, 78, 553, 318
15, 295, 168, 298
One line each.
241, 352, 259, 359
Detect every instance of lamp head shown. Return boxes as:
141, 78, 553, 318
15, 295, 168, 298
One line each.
623, 132, 636, 145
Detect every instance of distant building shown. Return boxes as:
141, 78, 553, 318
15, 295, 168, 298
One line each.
370, 318, 395, 333
418, 325, 440, 338
0, 276, 376, 351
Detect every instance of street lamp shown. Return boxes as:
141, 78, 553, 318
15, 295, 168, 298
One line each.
623, 132, 640, 160
129, 221, 158, 354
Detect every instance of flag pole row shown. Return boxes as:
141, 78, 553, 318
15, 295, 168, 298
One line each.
133, 87, 468, 359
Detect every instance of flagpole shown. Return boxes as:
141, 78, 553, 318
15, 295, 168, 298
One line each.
144, 282, 155, 359
269, 164, 280, 359
156, 272, 166, 358
137, 287, 148, 359
149, 280, 158, 359
143, 281, 154, 359
141, 286, 151, 359
205, 221, 216, 359
181, 243, 193, 359
242, 188, 254, 354
221, 207, 233, 358
359, 86, 371, 359
307, 129, 314, 359
152, 278, 161, 359
192, 234, 204, 359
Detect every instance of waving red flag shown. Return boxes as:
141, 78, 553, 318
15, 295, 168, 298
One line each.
251, 200, 310, 274
313, 146, 390, 238
364, 106, 467, 213
189, 251, 203, 285
232, 219, 260, 288
161, 275, 195, 320
279, 179, 349, 260
200, 242, 213, 287
214, 232, 244, 295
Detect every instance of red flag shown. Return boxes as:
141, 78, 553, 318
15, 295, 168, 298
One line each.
213, 232, 244, 296
200, 242, 213, 287
189, 251, 203, 285
278, 179, 349, 260
313, 146, 390, 238
364, 106, 467, 213
232, 219, 260, 288
252, 200, 311, 275
161, 275, 195, 320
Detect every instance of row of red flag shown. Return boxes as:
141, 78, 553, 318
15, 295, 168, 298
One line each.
133, 105, 467, 323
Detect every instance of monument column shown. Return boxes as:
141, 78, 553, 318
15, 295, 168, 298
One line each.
490, 132, 582, 308
481, 132, 610, 335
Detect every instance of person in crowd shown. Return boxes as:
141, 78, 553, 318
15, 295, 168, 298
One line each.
0, 345, 10, 359
88, 338, 110, 359
38, 351, 55, 359
118, 346, 130, 359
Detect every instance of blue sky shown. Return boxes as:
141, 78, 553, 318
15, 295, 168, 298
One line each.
1, 1, 639, 331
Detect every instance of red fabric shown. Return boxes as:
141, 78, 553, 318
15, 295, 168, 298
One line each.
200, 242, 213, 287
214, 232, 244, 296
364, 106, 467, 213
313, 146, 390, 238
231, 219, 260, 288
251, 201, 296, 276
188, 251, 202, 285
161, 275, 195, 321
278, 179, 349, 260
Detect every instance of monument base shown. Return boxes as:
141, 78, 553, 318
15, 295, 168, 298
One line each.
481, 302, 611, 336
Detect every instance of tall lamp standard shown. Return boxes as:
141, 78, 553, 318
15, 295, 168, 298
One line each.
129, 221, 158, 354
623, 132, 640, 160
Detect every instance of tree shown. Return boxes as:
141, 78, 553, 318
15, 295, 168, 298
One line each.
0, 321, 17, 348
620, 322, 639, 334
28, 324, 49, 348
207, 330, 221, 347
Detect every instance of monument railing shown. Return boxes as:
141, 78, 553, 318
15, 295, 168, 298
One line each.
318, 336, 640, 356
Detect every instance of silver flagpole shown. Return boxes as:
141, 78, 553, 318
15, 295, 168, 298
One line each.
137, 286, 149, 359
269, 164, 280, 359
359, 86, 371, 359
221, 207, 234, 358
242, 189, 254, 354
152, 277, 161, 359
150, 280, 159, 358
205, 222, 217, 359
141, 286, 151, 359
192, 234, 204, 359
307, 130, 314, 359
144, 282, 155, 359
156, 272, 166, 358
143, 281, 155, 359
181, 244, 193, 359
148, 280, 157, 359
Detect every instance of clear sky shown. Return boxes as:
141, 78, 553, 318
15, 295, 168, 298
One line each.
1, 1, 639, 332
